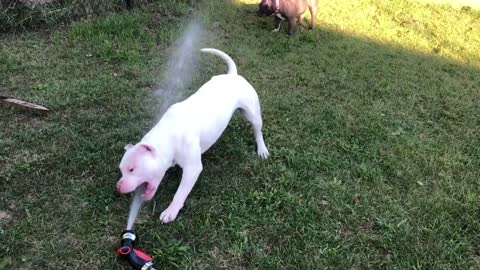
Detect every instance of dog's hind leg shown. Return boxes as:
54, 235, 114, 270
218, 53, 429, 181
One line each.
239, 93, 269, 159
298, 13, 306, 27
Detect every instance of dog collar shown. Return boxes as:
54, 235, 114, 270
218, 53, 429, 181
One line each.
274, 0, 280, 13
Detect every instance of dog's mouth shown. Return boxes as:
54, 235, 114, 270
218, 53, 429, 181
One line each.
139, 181, 157, 201
257, 10, 272, 17
257, 4, 274, 17
130, 182, 147, 198
137, 182, 148, 191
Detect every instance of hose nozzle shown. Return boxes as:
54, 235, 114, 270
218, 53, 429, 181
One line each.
117, 230, 157, 270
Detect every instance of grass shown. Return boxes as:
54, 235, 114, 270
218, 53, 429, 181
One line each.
0, 0, 166, 33
1, 0, 480, 269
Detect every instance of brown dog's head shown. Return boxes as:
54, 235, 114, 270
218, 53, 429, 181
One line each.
257, 0, 274, 16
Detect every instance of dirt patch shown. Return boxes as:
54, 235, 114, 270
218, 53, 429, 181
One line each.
359, 222, 374, 234
340, 225, 352, 239
0, 211, 12, 222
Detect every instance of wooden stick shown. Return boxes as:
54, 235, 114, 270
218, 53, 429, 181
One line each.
0, 95, 50, 112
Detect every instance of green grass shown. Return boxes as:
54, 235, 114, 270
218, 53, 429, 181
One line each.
0, 0, 162, 33
1, 0, 480, 269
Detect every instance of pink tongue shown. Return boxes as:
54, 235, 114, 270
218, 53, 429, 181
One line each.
143, 183, 154, 200
144, 191, 154, 200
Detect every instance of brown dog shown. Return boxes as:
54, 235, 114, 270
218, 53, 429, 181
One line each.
257, 0, 318, 35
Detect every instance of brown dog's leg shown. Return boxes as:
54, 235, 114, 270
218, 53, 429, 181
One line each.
308, 1, 318, 29
298, 13, 306, 27
288, 17, 296, 35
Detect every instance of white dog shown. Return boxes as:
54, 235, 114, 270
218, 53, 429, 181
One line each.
116, 48, 269, 223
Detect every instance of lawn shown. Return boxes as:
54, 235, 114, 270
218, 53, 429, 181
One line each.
1, 0, 480, 269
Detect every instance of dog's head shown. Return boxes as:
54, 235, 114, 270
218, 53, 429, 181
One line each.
116, 143, 165, 200
257, 0, 274, 16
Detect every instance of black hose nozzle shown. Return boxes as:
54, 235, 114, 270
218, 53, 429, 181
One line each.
117, 230, 157, 270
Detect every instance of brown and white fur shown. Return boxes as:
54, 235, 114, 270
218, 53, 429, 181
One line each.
257, 0, 318, 35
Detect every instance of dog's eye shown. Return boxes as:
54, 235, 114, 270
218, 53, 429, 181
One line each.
129, 168, 134, 172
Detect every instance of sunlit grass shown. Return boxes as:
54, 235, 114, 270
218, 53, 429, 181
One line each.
239, 0, 480, 67
418, 0, 480, 8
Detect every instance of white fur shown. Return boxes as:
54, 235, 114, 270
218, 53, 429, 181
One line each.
200, 48, 237, 75
117, 48, 269, 223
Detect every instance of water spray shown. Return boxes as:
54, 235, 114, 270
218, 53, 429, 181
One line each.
154, 20, 204, 118
117, 185, 158, 269
117, 20, 204, 269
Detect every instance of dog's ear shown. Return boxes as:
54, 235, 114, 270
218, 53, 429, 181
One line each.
124, 144, 134, 151
139, 144, 156, 155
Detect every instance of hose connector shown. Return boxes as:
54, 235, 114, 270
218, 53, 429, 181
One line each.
117, 230, 157, 270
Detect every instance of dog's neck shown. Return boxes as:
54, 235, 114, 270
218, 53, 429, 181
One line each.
141, 128, 175, 169
274, 0, 280, 13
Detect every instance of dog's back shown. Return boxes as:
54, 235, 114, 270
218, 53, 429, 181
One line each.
161, 49, 260, 153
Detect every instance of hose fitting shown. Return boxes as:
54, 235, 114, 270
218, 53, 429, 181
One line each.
117, 230, 157, 270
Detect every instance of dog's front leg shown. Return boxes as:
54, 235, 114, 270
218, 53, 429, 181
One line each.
287, 17, 296, 35
160, 142, 203, 223
160, 164, 202, 223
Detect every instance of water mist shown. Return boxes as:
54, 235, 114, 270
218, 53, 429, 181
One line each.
126, 184, 147, 230
125, 20, 204, 230
154, 21, 205, 119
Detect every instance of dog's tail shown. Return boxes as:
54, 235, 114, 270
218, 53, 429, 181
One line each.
200, 48, 237, 75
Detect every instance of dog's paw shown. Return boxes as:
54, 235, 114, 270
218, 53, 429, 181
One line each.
160, 206, 180, 223
257, 147, 270, 159
271, 28, 280, 33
